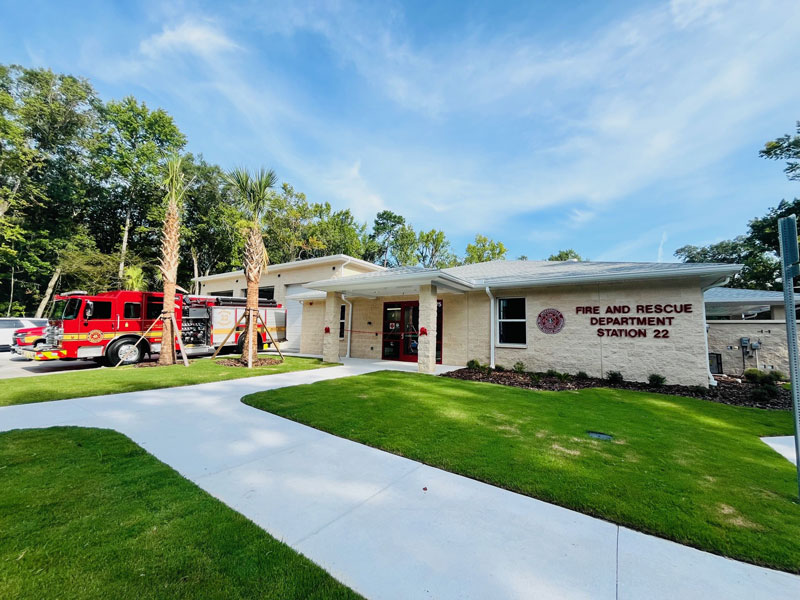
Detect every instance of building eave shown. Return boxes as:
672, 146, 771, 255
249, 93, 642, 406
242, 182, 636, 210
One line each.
194, 254, 384, 283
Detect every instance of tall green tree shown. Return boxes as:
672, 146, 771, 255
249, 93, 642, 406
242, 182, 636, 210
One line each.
463, 234, 507, 264
416, 229, 457, 268
181, 155, 243, 292
87, 96, 186, 285
0, 65, 99, 316
674, 237, 779, 290
369, 210, 407, 266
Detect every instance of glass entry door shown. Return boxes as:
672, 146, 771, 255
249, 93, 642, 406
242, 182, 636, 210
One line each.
382, 300, 442, 363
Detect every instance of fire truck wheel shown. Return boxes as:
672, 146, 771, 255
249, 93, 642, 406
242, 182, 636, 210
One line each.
106, 339, 143, 366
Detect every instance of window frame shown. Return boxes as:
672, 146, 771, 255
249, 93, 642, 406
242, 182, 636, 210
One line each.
87, 301, 113, 320
123, 302, 142, 319
339, 304, 347, 339
496, 296, 527, 348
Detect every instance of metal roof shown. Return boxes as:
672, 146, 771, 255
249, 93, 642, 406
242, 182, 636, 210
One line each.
703, 287, 784, 303
308, 259, 742, 295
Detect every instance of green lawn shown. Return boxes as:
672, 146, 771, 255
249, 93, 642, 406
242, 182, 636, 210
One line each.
0, 427, 359, 600
1, 356, 335, 407
243, 371, 800, 573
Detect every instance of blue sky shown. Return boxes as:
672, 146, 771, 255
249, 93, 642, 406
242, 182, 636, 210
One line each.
2, 0, 799, 262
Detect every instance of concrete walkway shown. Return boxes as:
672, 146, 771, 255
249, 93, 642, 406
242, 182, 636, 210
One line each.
1, 358, 798, 599
762, 435, 798, 465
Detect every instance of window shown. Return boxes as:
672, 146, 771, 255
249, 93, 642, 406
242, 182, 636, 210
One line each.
339, 304, 346, 339
0, 319, 23, 329
259, 286, 275, 300
88, 301, 112, 320
497, 297, 526, 345
124, 302, 141, 319
709, 353, 723, 375
210, 290, 233, 297
146, 300, 163, 320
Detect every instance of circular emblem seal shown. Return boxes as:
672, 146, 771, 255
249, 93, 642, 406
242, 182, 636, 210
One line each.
537, 308, 565, 334
87, 329, 104, 344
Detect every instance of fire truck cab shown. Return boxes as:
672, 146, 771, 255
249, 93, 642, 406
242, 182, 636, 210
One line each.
18, 290, 287, 365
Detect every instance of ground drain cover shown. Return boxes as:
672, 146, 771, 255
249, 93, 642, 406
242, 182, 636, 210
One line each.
587, 431, 613, 441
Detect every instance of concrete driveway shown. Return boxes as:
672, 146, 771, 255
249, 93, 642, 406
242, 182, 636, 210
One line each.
0, 350, 101, 379
1, 358, 798, 599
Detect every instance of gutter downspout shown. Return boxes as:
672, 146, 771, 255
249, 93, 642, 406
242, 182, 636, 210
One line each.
485, 287, 496, 368
340, 257, 353, 359
702, 276, 730, 387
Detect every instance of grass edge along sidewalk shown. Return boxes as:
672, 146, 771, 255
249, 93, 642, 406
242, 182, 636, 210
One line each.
0, 427, 361, 600
243, 370, 800, 574
1, 356, 335, 407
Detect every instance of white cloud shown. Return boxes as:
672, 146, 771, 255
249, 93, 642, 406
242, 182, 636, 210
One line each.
139, 21, 239, 59
77, 1, 800, 258
657, 231, 668, 262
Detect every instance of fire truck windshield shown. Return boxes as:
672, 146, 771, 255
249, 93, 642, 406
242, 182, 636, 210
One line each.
51, 298, 82, 320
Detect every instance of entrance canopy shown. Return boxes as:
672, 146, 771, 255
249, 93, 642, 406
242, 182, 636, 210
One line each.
306, 266, 473, 298
703, 287, 786, 318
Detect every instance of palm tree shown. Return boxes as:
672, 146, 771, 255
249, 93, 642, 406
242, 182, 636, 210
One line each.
226, 167, 277, 367
158, 156, 187, 366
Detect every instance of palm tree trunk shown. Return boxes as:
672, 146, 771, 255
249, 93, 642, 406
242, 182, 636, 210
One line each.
158, 161, 183, 366
35, 267, 61, 318
241, 225, 263, 366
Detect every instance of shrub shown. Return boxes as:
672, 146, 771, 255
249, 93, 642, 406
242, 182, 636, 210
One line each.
689, 385, 709, 396
575, 371, 589, 380
750, 384, 779, 403
744, 368, 786, 386
494, 364, 506, 372
513, 361, 526, 374
769, 370, 787, 383
648, 373, 666, 387
556, 371, 572, 382
606, 371, 624, 384
466, 359, 481, 370
743, 368, 765, 384
529, 372, 542, 385
545, 369, 560, 378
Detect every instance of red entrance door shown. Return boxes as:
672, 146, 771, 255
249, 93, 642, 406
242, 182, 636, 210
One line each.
382, 300, 442, 363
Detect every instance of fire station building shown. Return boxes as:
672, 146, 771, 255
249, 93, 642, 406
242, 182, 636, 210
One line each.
196, 255, 762, 387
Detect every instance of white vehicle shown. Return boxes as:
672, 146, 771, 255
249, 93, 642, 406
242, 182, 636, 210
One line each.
0, 318, 48, 352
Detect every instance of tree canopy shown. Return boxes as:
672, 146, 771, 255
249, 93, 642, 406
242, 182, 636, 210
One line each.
0, 64, 522, 316
675, 122, 800, 290
547, 249, 583, 261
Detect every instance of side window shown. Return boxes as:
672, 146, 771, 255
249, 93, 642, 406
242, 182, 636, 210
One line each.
146, 300, 163, 319
0, 319, 24, 329
89, 301, 112, 320
497, 298, 526, 345
124, 302, 141, 319
339, 304, 346, 339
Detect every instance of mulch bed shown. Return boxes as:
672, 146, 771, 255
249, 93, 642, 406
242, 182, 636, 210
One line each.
442, 368, 793, 410
215, 358, 283, 368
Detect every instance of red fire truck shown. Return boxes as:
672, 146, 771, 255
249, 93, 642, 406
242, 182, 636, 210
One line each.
17, 290, 287, 365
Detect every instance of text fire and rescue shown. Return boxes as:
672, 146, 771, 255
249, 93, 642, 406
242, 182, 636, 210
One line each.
575, 303, 693, 338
